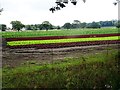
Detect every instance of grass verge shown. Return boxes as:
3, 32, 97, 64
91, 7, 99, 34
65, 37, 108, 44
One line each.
2, 49, 120, 89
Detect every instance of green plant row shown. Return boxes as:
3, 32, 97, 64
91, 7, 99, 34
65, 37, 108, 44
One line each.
2, 28, 119, 38
7, 36, 119, 46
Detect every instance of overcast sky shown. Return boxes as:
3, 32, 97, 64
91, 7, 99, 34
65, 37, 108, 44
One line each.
0, 0, 118, 27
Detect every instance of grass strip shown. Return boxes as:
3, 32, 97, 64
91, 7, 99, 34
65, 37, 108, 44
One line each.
7, 36, 119, 46
3, 49, 117, 75
2, 49, 120, 88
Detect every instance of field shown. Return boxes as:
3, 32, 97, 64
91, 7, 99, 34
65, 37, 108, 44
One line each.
2, 28, 120, 89
1, 28, 119, 49
2, 28, 119, 38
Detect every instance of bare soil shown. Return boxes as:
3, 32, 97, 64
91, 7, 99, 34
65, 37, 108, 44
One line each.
2, 44, 119, 67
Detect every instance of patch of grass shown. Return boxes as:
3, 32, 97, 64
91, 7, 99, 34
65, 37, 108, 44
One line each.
2, 49, 120, 89
1, 28, 119, 38
7, 36, 119, 46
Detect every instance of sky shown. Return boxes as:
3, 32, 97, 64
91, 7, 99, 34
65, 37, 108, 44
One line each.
0, 0, 118, 28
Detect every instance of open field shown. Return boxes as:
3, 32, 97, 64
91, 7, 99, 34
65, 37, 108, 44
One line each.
1, 28, 119, 38
1, 28, 119, 49
2, 28, 120, 89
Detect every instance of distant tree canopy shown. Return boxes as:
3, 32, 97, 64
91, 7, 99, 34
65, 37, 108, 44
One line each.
116, 20, 120, 28
8, 20, 118, 31
71, 20, 81, 29
41, 21, 53, 31
73, 20, 81, 25
80, 22, 86, 28
63, 21, 101, 29
62, 20, 117, 29
25, 21, 53, 31
62, 23, 72, 29
86, 22, 101, 28
10, 21, 25, 31
0, 24, 7, 31
99, 21, 115, 27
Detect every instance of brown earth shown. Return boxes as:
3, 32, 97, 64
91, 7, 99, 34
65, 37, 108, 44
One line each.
2, 44, 119, 67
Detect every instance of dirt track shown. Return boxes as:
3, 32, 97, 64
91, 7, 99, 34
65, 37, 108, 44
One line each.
2, 44, 119, 67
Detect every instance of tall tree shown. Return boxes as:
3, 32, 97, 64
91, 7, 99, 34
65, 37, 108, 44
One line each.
73, 20, 81, 25
10, 21, 24, 31
63, 23, 72, 29
41, 21, 53, 31
71, 20, 81, 29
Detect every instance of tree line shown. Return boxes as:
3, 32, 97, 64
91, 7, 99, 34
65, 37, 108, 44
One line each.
0, 20, 120, 31
62, 20, 119, 29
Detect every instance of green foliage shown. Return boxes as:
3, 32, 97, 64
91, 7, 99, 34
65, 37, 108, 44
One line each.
41, 21, 53, 31
25, 25, 32, 30
100, 20, 116, 27
56, 26, 61, 29
71, 23, 80, 29
73, 20, 81, 25
80, 22, 86, 28
10, 21, 25, 31
62, 23, 72, 29
116, 21, 120, 28
25, 21, 53, 31
62, 20, 116, 29
86, 22, 101, 28
41, 24, 53, 31
71, 20, 81, 29
7, 36, 119, 46
2, 49, 120, 89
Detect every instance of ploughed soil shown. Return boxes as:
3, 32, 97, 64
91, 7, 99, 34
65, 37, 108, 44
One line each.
2, 44, 119, 67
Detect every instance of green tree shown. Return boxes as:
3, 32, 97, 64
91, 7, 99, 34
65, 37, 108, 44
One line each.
37, 24, 43, 30
0, 24, 7, 31
41, 21, 53, 31
73, 20, 81, 25
100, 21, 115, 27
116, 20, 120, 28
10, 21, 24, 31
80, 22, 86, 28
63, 23, 72, 29
71, 20, 81, 29
56, 26, 61, 29
86, 22, 101, 28
25, 25, 32, 30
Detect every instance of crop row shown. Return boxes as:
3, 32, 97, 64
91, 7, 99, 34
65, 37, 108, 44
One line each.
6, 33, 120, 41
7, 36, 119, 46
8, 40, 120, 49
2, 28, 119, 38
